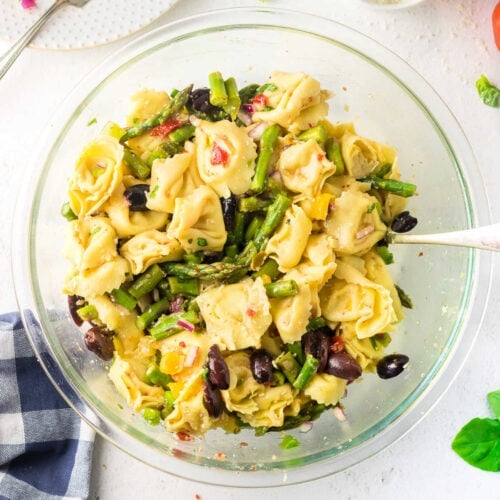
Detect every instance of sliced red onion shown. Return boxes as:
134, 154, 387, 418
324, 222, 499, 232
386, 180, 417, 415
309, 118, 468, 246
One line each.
332, 405, 347, 422
242, 103, 254, 114
356, 224, 374, 240
177, 318, 195, 332
20, 0, 37, 9
184, 346, 199, 367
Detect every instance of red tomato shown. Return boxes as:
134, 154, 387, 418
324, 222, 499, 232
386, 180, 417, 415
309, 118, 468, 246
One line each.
210, 143, 229, 166
493, 1, 500, 50
149, 118, 182, 137
252, 93, 268, 109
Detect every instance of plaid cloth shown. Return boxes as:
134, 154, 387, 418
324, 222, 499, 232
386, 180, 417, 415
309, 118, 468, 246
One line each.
0, 312, 95, 500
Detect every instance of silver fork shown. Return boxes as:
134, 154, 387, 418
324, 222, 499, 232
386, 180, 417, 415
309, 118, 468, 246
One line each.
0, 0, 91, 81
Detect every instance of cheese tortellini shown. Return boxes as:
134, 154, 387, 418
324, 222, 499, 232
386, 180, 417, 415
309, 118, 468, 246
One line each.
63, 70, 415, 439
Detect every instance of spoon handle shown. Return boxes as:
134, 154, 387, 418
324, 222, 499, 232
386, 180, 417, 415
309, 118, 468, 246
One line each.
0, 0, 68, 81
389, 223, 500, 251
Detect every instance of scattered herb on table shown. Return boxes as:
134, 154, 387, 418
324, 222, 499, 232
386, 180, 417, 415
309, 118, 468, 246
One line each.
451, 389, 500, 472
475, 75, 500, 108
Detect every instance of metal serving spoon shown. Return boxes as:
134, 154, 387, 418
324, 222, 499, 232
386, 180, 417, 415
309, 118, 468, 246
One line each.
387, 223, 500, 251
0, 0, 92, 81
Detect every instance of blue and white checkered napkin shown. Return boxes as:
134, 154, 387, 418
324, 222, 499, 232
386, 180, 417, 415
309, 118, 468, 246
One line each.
0, 312, 95, 500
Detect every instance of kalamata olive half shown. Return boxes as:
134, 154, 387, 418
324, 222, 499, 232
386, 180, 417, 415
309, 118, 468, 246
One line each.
376, 354, 410, 379
124, 184, 150, 212
68, 294, 85, 326
207, 344, 230, 390
84, 325, 114, 361
202, 379, 224, 418
302, 329, 330, 372
250, 349, 274, 384
220, 194, 238, 232
391, 211, 418, 233
188, 87, 222, 120
324, 351, 362, 382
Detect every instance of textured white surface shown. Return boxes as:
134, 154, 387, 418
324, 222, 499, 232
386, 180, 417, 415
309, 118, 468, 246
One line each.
1, 0, 499, 498
0, 0, 179, 49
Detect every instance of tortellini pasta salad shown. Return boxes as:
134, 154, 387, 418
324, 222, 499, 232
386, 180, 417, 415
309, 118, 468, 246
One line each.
63, 71, 418, 441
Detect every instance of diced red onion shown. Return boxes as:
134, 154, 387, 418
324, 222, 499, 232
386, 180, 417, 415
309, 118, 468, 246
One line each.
184, 346, 199, 367
356, 225, 374, 240
242, 103, 254, 114
20, 0, 36, 9
299, 421, 313, 433
237, 110, 252, 126
189, 115, 201, 127
247, 122, 268, 141
177, 318, 195, 332
332, 406, 347, 422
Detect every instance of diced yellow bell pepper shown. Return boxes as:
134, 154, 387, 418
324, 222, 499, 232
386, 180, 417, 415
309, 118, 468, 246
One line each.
160, 351, 185, 375
301, 193, 333, 220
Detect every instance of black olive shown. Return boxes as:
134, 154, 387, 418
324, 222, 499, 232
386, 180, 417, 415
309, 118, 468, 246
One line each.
250, 349, 274, 384
202, 379, 224, 418
324, 351, 362, 382
207, 344, 230, 390
68, 294, 85, 326
124, 184, 150, 212
188, 88, 224, 121
84, 325, 114, 360
302, 329, 330, 372
376, 354, 410, 379
220, 194, 238, 232
391, 211, 418, 233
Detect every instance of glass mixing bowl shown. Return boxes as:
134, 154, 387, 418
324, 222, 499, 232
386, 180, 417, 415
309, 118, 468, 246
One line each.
12, 7, 491, 487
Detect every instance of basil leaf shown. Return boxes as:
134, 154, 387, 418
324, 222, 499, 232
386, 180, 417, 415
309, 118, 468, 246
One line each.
487, 390, 500, 420
451, 417, 500, 472
475, 75, 500, 107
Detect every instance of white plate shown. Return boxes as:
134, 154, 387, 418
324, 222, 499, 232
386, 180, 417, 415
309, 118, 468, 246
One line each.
0, 0, 179, 49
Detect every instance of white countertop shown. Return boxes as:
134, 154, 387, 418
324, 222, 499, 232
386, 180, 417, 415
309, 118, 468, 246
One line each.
1, 0, 499, 498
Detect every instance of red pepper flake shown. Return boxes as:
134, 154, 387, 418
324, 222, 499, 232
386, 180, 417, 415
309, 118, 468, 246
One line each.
246, 308, 256, 317
330, 336, 345, 353
317, 153, 325, 161
418, 252, 424, 257
179, 341, 186, 348
150, 118, 182, 137
214, 452, 227, 461
176, 431, 194, 442
239, 441, 249, 447
342, 86, 348, 91
195, 495, 202, 500
252, 93, 268, 109
210, 143, 229, 166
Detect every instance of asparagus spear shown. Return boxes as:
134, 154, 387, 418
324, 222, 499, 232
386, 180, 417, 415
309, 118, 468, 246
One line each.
136, 297, 171, 331
250, 123, 281, 194
361, 176, 417, 197
238, 196, 272, 212
120, 84, 193, 143
163, 261, 247, 281
292, 354, 319, 390
325, 138, 345, 176
253, 192, 291, 250
128, 264, 166, 299
298, 124, 327, 145
208, 72, 228, 107
123, 148, 151, 180
264, 280, 299, 298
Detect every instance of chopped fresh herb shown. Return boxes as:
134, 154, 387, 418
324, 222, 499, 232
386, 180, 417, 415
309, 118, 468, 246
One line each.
475, 74, 500, 107
280, 434, 300, 450
369, 333, 392, 351
257, 82, 278, 93
149, 184, 159, 199
367, 202, 382, 214
197, 237, 208, 247
87, 117, 97, 126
